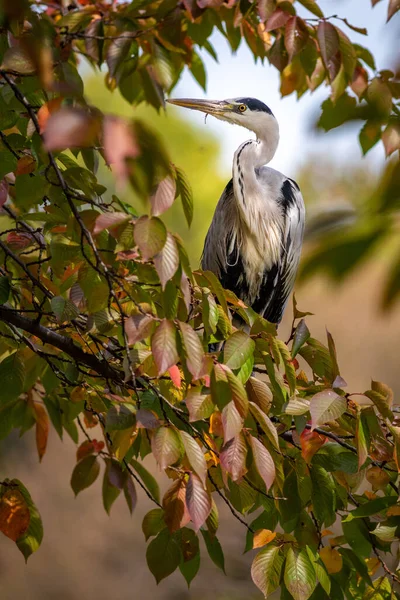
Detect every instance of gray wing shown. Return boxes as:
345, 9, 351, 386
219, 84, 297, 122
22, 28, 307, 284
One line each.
258, 178, 305, 323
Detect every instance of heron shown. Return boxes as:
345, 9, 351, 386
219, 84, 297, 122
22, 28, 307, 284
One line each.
167, 97, 305, 325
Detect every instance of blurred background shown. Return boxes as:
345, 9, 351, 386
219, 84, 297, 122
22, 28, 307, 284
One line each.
1, 0, 400, 598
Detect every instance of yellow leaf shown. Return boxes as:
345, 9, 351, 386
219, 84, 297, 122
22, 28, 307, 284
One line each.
365, 557, 380, 576
319, 547, 343, 574
113, 427, 137, 461
386, 505, 400, 516
253, 529, 277, 549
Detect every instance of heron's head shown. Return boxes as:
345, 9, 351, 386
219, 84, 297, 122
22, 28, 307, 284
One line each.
166, 97, 278, 139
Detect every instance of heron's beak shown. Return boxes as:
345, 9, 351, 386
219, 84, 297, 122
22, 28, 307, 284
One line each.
166, 98, 231, 116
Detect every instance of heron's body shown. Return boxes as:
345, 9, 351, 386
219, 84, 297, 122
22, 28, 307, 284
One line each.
167, 96, 305, 324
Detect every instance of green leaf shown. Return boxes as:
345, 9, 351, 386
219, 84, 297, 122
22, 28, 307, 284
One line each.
151, 319, 179, 376
175, 166, 193, 227
50, 296, 80, 322
297, 0, 324, 17
179, 430, 207, 487
133, 216, 167, 260
339, 547, 372, 588
151, 427, 182, 469
0, 276, 10, 304
372, 524, 397, 542
310, 389, 347, 429
105, 405, 136, 431
70, 455, 100, 496
344, 496, 398, 521
359, 120, 382, 155
142, 508, 166, 541
102, 458, 123, 514
179, 321, 205, 380
179, 548, 200, 587
356, 409, 369, 469
251, 545, 284, 597
185, 388, 214, 422
317, 94, 357, 132
310, 465, 336, 527
200, 529, 225, 573
223, 331, 255, 370
131, 459, 160, 504
284, 547, 317, 600
342, 517, 372, 559
15, 174, 49, 209
249, 402, 279, 450
146, 528, 180, 583
0, 352, 25, 405
0, 479, 43, 562
190, 52, 207, 90
364, 381, 393, 420
292, 319, 310, 357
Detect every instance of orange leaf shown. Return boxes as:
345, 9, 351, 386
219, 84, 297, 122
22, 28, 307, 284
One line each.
300, 428, 326, 463
321, 529, 334, 537
209, 411, 224, 438
162, 478, 190, 532
0, 488, 30, 542
76, 440, 95, 462
168, 365, 181, 388
37, 97, 64, 133
319, 547, 343, 574
365, 465, 390, 491
33, 402, 49, 462
253, 529, 277, 549
15, 154, 36, 175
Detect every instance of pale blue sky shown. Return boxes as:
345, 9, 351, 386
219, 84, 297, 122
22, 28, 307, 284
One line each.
171, 0, 398, 176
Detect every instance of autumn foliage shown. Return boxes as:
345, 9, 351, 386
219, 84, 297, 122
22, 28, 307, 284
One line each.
0, 0, 400, 598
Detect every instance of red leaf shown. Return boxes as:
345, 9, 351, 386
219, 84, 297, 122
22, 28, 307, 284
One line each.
179, 430, 208, 487
151, 319, 179, 376
126, 313, 154, 344
154, 233, 180, 289
152, 427, 182, 470
222, 400, 243, 443
93, 212, 130, 235
168, 365, 182, 388
43, 107, 100, 151
0, 179, 9, 208
163, 478, 190, 532
284, 17, 308, 61
300, 429, 326, 463
136, 408, 160, 430
265, 8, 291, 31
249, 436, 275, 490
150, 176, 176, 217
0, 488, 30, 542
103, 116, 139, 182
6, 232, 33, 250
186, 472, 212, 531
220, 434, 247, 481
317, 22, 340, 80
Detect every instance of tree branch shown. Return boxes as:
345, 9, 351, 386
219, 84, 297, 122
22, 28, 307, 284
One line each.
0, 306, 120, 381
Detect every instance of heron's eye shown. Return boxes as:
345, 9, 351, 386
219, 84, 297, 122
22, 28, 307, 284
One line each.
238, 104, 247, 113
